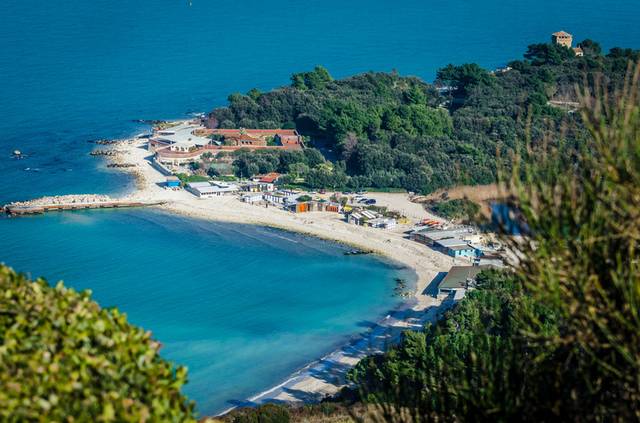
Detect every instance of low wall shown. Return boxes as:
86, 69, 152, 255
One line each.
151, 158, 173, 176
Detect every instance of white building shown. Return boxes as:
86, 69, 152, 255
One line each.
348, 210, 379, 225
242, 193, 264, 204
264, 190, 299, 205
186, 181, 239, 198
242, 182, 276, 192
367, 217, 397, 230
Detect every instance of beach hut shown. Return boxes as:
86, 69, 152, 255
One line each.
165, 176, 181, 188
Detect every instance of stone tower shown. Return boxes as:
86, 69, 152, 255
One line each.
552, 31, 573, 48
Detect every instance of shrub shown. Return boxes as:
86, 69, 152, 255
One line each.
0, 266, 196, 421
231, 404, 290, 423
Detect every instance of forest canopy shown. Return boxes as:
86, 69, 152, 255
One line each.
207, 41, 638, 194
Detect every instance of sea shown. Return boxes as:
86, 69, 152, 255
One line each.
1, 0, 638, 415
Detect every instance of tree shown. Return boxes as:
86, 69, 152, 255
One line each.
291, 66, 333, 90
578, 39, 602, 56
436, 63, 495, 98
348, 65, 640, 422
0, 266, 195, 421
523, 43, 575, 65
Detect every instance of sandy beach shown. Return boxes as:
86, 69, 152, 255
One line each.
112, 137, 458, 409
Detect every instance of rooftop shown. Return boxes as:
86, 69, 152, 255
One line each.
414, 228, 475, 241
257, 172, 281, 183
211, 128, 298, 136
152, 122, 211, 147
436, 238, 470, 248
439, 265, 492, 291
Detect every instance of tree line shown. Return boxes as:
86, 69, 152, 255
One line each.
207, 40, 638, 194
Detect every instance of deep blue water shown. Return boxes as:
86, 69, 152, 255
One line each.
1, 0, 638, 416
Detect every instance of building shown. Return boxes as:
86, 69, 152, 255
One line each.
254, 172, 281, 184
552, 30, 573, 48
242, 181, 275, 192
264, 190, 299, 205
287, 201, 313, 213
434, 238, 476, 258
242, 193, 264, 204
206, 128, 304, 150
367, 217, 397, 230
165, 176, 181, 189
348, 210, 379, 225
551, 30, 584, 56
446, 244, 477, 258
186, 181, 239, 198
318, 201, 342, 213
152, 124, 304, 168
148, 122, 212, 153
437, 265, 492, 296
411, 227, 479, 246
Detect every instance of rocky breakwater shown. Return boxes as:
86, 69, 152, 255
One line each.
90, 149, 118, 157
3, 194, 163, 216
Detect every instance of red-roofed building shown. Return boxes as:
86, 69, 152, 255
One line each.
255, 172, 281, 183
207, 128, 303, 148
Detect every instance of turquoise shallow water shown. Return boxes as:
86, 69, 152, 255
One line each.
0, 0, 638, 416
0, 209, 413, 413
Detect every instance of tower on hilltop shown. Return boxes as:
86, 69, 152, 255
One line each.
552, 30, 573, 48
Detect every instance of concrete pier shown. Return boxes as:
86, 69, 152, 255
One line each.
3, 194, 164, 216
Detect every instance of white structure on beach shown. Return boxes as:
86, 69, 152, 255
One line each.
186, 181, 239, 198
367, 217, 397, 230
263, 190, 299, 205
150, 122, 211, 152
242, 193, 264, 204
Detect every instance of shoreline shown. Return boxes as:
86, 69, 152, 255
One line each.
109, 136, 456, 411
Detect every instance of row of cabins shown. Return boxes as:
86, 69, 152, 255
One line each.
249, 190, 343, 213
179, 172, 281, 197
184, 180, 343, 214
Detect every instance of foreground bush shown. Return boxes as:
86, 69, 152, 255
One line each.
348, 65, 640, 422
0, 265, 195, 422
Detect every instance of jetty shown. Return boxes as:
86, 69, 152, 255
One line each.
3, 194, 165, 216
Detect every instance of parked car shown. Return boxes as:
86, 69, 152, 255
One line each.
365, 199, 377, 205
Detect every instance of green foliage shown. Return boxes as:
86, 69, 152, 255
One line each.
291, 66, 333, 90
523, 43, 576, 65
230, 404, 290, 423
0, 266, 195, 422
428, 198, 480, 221
349, 270, 549, 421
207, 41, 637, 194
347, 64, 640, 423
175, 173, 209, 184
436, 63, 496, 97
498, 65, 640, 421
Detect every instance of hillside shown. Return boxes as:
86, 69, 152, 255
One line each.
205, 40, 638, 194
